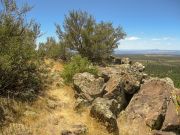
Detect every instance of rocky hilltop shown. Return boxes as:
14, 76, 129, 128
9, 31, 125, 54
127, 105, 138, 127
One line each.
66, 57, 180, 135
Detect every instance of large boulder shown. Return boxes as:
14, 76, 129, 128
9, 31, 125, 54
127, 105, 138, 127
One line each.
117, 78, 174, 135
90, 97, 119, 133
73, 72, 105, 100
161, 89, 180, 133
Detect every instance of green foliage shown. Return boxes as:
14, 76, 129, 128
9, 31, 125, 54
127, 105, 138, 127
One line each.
38, 37, 71, 61
145, 63, 180, 88
56, 10, 126, 62
61, 55, 98, 83
0, 0, 43, 100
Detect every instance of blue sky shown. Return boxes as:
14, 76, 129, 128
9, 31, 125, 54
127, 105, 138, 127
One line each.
18, 0, 180, 50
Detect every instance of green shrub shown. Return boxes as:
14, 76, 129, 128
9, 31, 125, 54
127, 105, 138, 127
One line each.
61, 55, 98, 83
0, 0, 44, 100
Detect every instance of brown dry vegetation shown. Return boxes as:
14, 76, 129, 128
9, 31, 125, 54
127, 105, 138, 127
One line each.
1, 60, 112, 135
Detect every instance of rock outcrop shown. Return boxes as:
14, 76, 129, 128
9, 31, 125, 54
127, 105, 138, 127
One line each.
71, 57, 180, 135
117, 78, 175, 135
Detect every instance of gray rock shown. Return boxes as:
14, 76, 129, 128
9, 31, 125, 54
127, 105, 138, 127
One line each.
90, 97, 119, 133
73, 72, 105, 100
117, 78, 174, 135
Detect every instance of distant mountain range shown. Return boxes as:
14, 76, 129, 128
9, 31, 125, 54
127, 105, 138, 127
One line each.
114, 49, 180, 55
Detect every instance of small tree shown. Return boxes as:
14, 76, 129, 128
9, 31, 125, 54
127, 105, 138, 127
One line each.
56, 10, 126, 62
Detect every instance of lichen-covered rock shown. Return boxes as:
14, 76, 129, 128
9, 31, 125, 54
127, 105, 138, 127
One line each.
117, 78, 174, 135
90, 97, 119, 133
131, 62, 145, 72
61, 124, 88, 135
73, 72, 105, 100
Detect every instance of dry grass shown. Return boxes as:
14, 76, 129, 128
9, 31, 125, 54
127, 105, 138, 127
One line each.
1, 59, 112, 135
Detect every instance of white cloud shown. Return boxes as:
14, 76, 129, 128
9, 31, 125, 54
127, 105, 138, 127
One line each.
152, 37, 174, 41
125, 36, 141, 41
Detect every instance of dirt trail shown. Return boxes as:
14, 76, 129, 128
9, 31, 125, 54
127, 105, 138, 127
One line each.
2, 60, 111, 135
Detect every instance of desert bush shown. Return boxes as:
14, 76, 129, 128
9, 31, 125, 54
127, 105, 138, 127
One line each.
0, 0, 44, 100
61, 55, 98, 83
